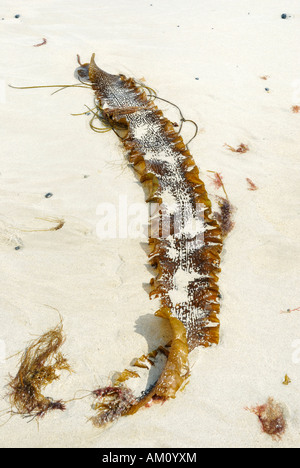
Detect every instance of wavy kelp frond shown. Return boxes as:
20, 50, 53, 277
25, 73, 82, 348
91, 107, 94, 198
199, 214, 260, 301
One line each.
8, 321, 70, 419
148, 95, 199, 148
82, 54, 223, 417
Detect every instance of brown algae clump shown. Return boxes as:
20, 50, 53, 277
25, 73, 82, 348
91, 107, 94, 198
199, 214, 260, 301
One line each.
8, 321, 71, 419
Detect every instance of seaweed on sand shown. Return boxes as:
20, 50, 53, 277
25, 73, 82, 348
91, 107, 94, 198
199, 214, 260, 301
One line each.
8, 321, 70, 420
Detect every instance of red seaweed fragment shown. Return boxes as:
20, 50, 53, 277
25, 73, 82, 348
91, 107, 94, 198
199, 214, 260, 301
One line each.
209, 171, 224, 190
246, 177, 258, 191
280, 306, 300, 314
208, 170, 229, 201
291, 105, 300, 114
33, 38, 47, 47
247, 397, 286, 440
224, 143, 249, 154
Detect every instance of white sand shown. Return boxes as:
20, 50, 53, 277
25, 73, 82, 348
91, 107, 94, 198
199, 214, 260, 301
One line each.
0, 0, 300, 448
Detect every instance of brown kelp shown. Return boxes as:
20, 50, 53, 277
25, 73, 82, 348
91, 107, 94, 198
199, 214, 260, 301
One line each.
74, 54, 224, 422
9, 55, 227, 425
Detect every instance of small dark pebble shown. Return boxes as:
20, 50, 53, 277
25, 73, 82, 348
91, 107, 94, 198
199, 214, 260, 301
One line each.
14, 14, 20, 18
195, 77, 199, 81
45, 192, 53, 199
265, 88, 270, 92
15, 246, 21, 251
281, 14, 287, 19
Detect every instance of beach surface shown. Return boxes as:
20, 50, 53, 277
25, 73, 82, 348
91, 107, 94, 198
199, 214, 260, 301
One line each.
0, 0, 299, 448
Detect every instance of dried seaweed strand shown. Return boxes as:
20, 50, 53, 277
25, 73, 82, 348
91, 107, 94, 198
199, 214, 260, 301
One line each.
7, 321, 71, 420
20, 217, 65, 232
224, 143, 249, 154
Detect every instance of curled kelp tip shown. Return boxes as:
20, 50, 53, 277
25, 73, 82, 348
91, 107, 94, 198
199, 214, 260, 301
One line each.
88, 53, 120, 90
7, 321, 71, 420
90, 323, 189, 425
124, 310, 190, 415
74, 54, 91, 82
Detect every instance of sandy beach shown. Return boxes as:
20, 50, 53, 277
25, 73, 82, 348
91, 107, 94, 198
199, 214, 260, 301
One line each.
0, 0, 300, 448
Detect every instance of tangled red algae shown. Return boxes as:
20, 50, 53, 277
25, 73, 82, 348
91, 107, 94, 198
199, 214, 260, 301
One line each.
247, 397, 287, 440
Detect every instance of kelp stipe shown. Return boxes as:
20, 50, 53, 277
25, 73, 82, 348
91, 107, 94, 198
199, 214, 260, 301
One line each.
81, 54, 224, 424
